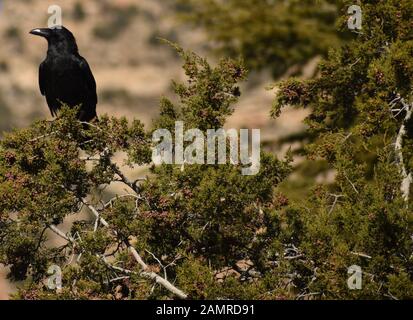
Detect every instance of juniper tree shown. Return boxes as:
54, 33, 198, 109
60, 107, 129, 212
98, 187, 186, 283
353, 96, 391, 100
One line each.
0, 46, 292, 299
272, 0, 413, 299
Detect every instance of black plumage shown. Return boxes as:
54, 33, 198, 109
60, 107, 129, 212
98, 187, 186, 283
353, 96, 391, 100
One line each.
30, 26, 98, 122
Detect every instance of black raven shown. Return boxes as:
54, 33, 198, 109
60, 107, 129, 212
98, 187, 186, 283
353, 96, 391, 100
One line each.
30, 26, 98, 122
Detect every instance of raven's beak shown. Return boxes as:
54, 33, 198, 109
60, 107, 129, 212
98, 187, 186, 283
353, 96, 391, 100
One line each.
29, 28, 51, 38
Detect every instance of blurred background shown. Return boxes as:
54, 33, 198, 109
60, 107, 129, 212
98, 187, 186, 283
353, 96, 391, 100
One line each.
0, 0, 315, 137
0, 0, 341, 298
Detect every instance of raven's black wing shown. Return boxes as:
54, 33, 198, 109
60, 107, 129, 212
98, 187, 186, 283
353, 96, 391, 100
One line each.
39, 61, 47, 96
77, 55, 98, 107
74, 55, 98, 121
39, 60, 58, 117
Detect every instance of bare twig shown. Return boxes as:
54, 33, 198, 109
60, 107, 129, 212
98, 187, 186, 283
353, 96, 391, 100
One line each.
351, 251, 372, 259
328, 194, 344, 214
284, 254, 304, 260
93, 217, 99, 232
349, 58, 361, 69
296, 292, 321, 300
394, 99, 413, 204
30, 131, 57, 143
145, 249, 167, 279
49, 225, 74, 242
50, 221, 188, 299
392, 105, 408, 118
384, 292, 399, 300
84, 202, 109, 228
109, 276, 130, 283
344, 174, 359, 194
84, 202, 188, 299
341, 132, 353, 142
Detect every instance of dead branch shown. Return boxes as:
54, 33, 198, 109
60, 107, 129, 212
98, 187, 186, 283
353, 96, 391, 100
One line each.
394, 99, 413, 204
84, 202, 188, 299
350, 251, 372, 259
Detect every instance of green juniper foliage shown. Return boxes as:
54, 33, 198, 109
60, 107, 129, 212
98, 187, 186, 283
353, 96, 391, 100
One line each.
272, 0, 413, 298
174, 0, 347, 192
0, 0, 412, 300
0, 47, 292, 299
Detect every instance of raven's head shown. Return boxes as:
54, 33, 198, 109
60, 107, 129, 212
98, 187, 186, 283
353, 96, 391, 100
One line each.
30, 26, 78, 53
